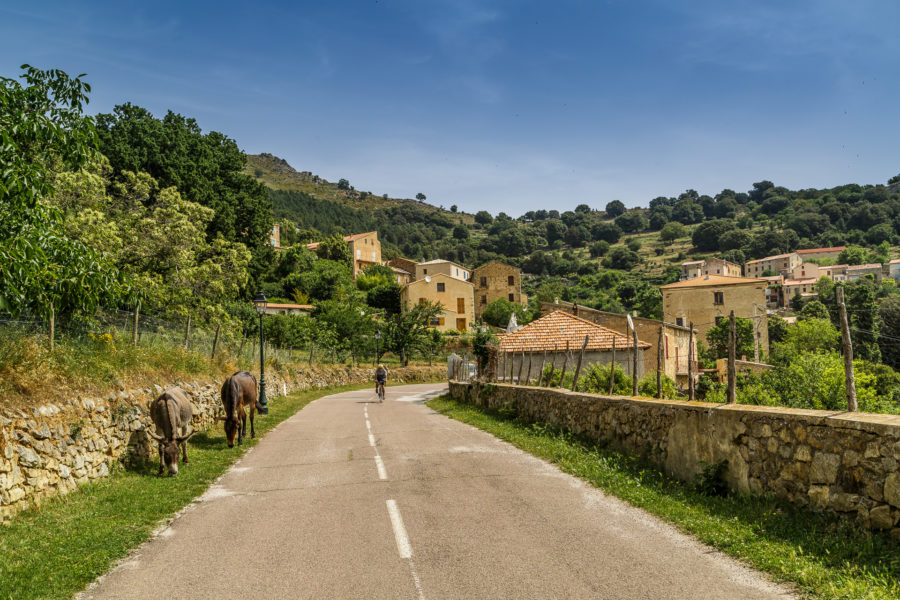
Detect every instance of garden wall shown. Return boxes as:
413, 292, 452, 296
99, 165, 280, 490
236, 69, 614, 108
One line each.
449, 381, 900, 534
0, 365, 443, 522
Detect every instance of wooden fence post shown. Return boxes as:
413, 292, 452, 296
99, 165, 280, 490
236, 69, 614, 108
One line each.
572, 335, 589, 391
656, 328, 663, 399
183, 315, 191, 349
727, 310, 736, 404
688, 322, 695, 402
631, 321, 639, 397
48, 303, 55, 352
558, 340, 570, 387
609, 337, 616, 395
509, 351, 516, 383
309, 342, 315, 365
132, 301, 140, 346
526, 353, 533, 385
517, 350, 525, 384
538, 349, 547, 386
837, 286, 857, 411
211, 324, 221, 359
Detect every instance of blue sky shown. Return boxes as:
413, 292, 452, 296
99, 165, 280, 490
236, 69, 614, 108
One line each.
2, 1, 899, 215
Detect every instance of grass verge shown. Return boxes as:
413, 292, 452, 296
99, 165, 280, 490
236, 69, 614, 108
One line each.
427, 395, 900, 600
0, 382, 371, 600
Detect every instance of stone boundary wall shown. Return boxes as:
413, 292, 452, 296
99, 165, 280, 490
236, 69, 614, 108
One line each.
449, 382, 900, 533
0, 365, 443, 522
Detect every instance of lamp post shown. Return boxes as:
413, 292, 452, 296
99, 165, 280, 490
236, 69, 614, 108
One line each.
253, 291, 269, 415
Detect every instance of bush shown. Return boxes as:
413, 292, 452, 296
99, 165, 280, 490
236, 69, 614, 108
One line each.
659, 222, 686, 242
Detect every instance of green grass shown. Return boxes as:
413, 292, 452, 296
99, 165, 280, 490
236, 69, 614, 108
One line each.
0, 382, 371, 600
427, 395, 900, 600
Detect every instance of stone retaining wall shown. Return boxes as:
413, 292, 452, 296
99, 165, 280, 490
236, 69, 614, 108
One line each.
449, 381, 900, 534
0, 365, 443, 522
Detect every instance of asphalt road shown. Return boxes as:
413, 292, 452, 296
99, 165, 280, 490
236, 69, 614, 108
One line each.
79, 383, 794, 600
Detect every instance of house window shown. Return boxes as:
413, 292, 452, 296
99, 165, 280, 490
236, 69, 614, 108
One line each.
713, 291, 724, 305
509, 293, 514, 302
456, 318, 467, 331
423, 268, 427, 275
481, 295, 487, 305
480, 277, 487, 287
457, 298, 465, 313
508, 275, 515, 286
437, 282, 445, 292
429, 317, 440, 326
715, 316, 723, 326
675, 317, 684, 327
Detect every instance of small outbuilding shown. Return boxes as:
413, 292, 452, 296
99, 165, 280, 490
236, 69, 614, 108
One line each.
497, 310, 651, 381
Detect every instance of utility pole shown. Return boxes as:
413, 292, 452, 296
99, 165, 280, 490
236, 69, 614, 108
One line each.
609, 337, 616, 395
688, 321, 695, 402
656, 328, 663, 399
558, 340, 570, 387
628, 314, 638, 397
836, 286, 857, 411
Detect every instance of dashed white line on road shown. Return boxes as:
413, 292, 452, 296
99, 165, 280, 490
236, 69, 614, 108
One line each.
366, 407, 387, 480
374, 454, 387, 480
386, 499, 425, 599
368, 433, 376, 446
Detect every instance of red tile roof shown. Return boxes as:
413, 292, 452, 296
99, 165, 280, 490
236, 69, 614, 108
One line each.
797, 246, 846, 254
660, 275, 766, 289
498, 311, 650, 353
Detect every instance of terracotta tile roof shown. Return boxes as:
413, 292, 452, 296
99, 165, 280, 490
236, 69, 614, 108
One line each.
745, 252, 797, 264
498, 311, 650, 353
306, 231, 376, 250
847, 263, 883, 270
797, 246, 846, 254
783, 278, 817, 285
660, 275, 765, 289
265, 303, 314, 310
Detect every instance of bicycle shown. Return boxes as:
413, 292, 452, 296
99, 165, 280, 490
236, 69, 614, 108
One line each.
376, 381, 385, 403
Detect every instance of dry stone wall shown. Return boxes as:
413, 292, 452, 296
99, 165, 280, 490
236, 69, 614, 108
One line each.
0, 365, 443, 522
449, 382, 900, 534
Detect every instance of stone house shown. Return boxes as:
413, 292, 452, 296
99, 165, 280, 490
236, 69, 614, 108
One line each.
391, 266, 412, 286
472, 261, 527, 320
307, 231, 382, 278
540, 301, 698, 388
782, 278, 818, 306
744, 252, 801, 278
498, 310, 650, 381
796, 246, 846, 261
790, 262, 820, 280
660, 275, 769, 358
270, 223, 282, 249
820, 264, 848, 282
890, 259, 900, 281
263, 303, 313, 316
681, 257, 742, 279
400, 273, 474, 332
847, 263, 883, 283
415, 259, 471, 283
387, 257, 419, 281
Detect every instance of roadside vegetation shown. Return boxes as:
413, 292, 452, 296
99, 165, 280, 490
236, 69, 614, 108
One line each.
427, 395, 900, 600
0, 383, 370, 600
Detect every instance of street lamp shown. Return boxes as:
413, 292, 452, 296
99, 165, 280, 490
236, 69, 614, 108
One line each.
253, 291, 269, 415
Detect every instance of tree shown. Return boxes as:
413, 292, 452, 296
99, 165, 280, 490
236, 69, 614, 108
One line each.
387, 300, 443, 365
705, 316, 754, 359
879, 296, 900, 370
96, 104, 272, 252
605, 200, 626, 218
603, 247, 641, 270
691, 219, 734, 251
838, 246, 868, 266
575, 203, 591, 214
452, 224, 470, 240
416, 192, 426, 202
564, 224, 590, 247
337, 178, 351, 190
615, 211, 647, 233
771, 318, 839, 364
316, 233, 352, 265
659, 222, 686, 242
717, 229, 751, 251
590, 221, 622, 243
768, 314, 789, 345
366, 283, 401, 315
298, 260, 354, 301
482, 298, 526, 328
1, 65, 124, 318
799, 300, 829, 321
589, 240, 610, 257
474, 210, 493, 225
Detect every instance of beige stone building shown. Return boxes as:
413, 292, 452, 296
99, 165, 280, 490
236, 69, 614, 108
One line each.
541, 301, 697, 388
391, 266, 412, 286
821, 264, 848, 282
744, 252, 801, 277
847, 263, 884, 283
660, 275, 769, 357
681, 257, 742, 279
400, 273, 474, 332
472, 261, 526, 320
415, 259, 471, 282
790, 262, 820, 280
307, 231, 382, 278
387, 257, 419, 281
796, 246, 846, 261
783, 278, 818, 305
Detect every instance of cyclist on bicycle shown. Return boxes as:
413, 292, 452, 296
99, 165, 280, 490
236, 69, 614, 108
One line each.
375, 364, 388, 402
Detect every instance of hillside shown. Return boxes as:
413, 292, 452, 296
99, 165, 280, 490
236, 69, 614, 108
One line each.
244, 153, 474, 225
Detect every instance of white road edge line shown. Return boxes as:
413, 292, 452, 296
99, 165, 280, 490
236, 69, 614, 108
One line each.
386, 500, 425, 599
368, 433, 376, 446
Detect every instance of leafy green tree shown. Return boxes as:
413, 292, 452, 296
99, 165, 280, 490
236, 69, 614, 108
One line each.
838, 245, 868, 266
659, 222, 686, 242
767, 314, 789, 345
605, 200, 626, 218
316, 233, 352, 265
878, 296, 900, 370
718, 229, 751, 251
705, 316, 754, 359
799, 300, 829, 321
366, 283, 402, 315
387, 300, 443, 365
356, 264, 396, 291
452, 224, 469, 240
415, 192, 426, 201
338, 178, 351, 190
298, 260, 354, 301
771, 318, 839, 364
691, 219, 734, 251
482, 298, 526, 328
96, 104, 271, 252
590, 221, 622, 243
614, 211, 647, 233
474, 210, 493, 225
471, 325, 497, 373
0, 65, 124, 318
603, 247, 641, 270
589, 240, 610, 258
564, 224, 590, 247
